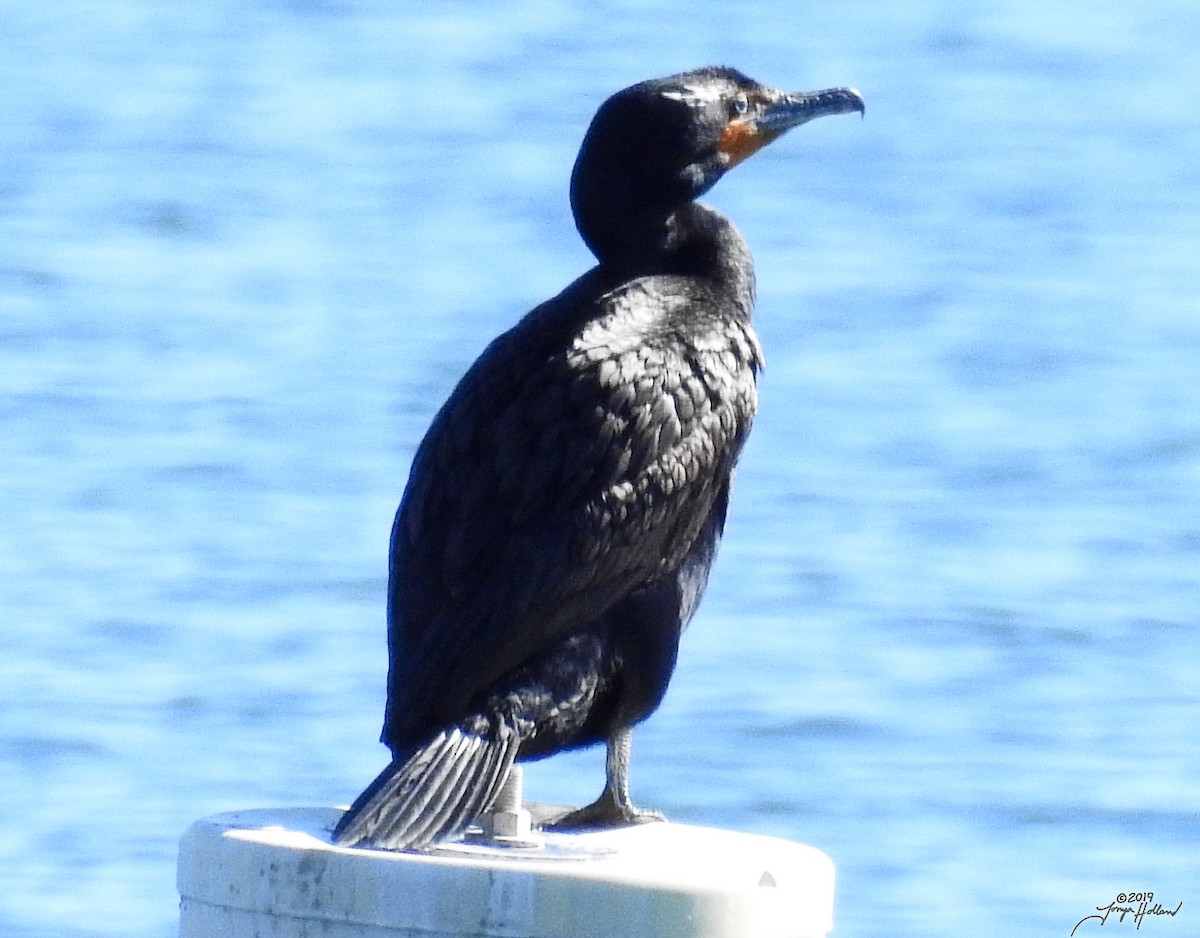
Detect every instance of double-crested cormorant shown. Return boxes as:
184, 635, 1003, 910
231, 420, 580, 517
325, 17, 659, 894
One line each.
333, 67, 863, 850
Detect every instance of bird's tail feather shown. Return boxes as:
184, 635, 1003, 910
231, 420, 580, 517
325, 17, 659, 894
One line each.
332, 727, 517, 850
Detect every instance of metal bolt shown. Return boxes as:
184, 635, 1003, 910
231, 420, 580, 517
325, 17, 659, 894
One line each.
482, 765, 541, 847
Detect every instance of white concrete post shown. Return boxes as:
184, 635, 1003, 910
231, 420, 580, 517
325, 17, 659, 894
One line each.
178, 806, 835, 937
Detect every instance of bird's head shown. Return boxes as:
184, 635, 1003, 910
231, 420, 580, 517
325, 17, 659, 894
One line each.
570, 66, 864, 264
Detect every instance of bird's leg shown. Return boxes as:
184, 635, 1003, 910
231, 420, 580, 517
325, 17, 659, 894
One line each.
545, 727, 665, 830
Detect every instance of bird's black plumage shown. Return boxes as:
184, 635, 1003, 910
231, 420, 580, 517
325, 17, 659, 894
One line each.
333, 66, 864, 850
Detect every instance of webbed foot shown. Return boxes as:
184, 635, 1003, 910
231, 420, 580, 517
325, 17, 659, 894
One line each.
542, 727, 665, 831
545, 789, 665, 831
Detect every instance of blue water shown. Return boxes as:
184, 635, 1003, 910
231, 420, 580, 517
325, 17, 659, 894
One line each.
3, 2, 1198, 936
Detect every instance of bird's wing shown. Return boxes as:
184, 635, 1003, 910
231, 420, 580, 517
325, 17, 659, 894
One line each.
383, 275, 761, 745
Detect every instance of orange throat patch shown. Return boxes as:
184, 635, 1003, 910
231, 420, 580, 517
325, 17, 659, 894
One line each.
718, 120, 768, 168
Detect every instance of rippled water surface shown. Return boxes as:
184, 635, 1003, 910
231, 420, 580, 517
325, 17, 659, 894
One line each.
3, 2, 1198, 936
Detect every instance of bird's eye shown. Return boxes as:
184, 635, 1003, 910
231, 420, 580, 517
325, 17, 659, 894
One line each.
730, 94, 750, 117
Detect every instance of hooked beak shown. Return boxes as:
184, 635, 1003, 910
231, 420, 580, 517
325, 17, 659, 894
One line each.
719, 86, 865, 168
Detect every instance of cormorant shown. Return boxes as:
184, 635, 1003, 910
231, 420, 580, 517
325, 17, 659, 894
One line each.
333, 66, 863, 850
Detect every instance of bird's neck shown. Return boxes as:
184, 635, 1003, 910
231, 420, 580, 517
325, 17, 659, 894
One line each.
579, 202, 756, 316
665, 202, 755, 303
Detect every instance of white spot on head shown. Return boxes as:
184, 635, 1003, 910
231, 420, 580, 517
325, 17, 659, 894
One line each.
662, 81, 731, 107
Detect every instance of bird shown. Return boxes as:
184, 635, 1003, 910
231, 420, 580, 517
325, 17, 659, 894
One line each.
333, 66, 863, 851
